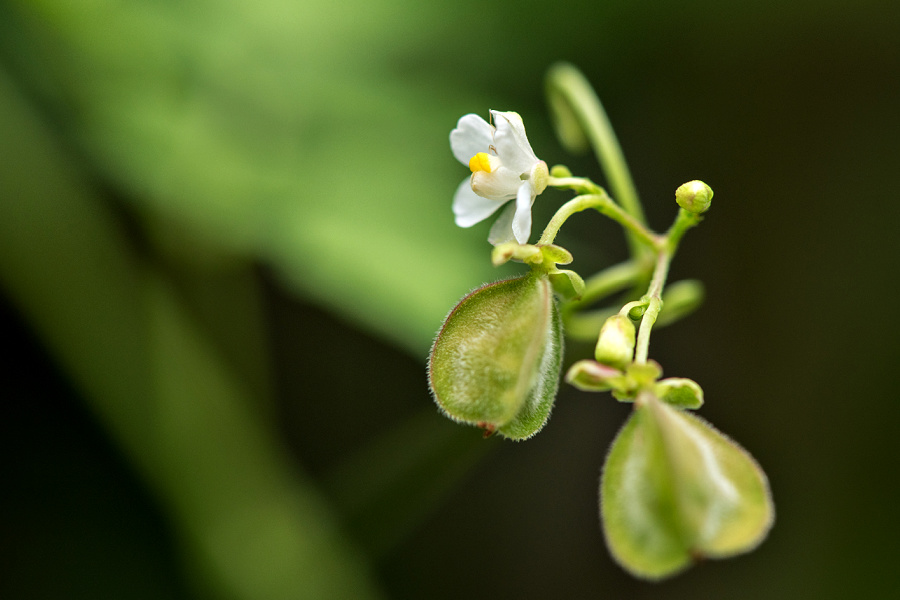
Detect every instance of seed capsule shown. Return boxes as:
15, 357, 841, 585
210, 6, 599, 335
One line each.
428, 273, 563, 440
601, 392, 773, 579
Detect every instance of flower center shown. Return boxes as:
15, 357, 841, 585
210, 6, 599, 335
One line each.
469, 152, 499, 174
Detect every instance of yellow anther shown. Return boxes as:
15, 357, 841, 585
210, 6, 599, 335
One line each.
468, 152, 496, 173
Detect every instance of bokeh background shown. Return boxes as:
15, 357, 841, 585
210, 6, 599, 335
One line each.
2, 0, 899, 598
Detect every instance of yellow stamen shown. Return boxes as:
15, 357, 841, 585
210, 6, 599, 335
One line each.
468, 152, 495, 173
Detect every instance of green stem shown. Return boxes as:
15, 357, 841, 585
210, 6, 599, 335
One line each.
634, 250, 671, 364
538, 193, 658, 249
547, 175, 603, 194
666, 208, 703, 253
546, 63, 647, 257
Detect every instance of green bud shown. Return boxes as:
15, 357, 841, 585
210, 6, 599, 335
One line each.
428, 273, 563, 440
601, 393, 773, 579
655, 377, 704, 409
594, 314, 636, 368
626, 303, 646, 320
550, 164, 573, 178
675, 180, 713, 214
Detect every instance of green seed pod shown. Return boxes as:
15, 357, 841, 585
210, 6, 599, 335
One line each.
428, 273, 563, 440
601, 392, 773, 579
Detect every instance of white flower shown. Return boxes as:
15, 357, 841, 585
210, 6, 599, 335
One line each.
450, 110, 549, 245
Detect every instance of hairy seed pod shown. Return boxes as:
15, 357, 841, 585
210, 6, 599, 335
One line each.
602, 392, 773, 579
428, 273, 563, 440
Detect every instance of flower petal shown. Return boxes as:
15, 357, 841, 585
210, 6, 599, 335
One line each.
511, 181, 534, 244
471, 167, 521, 200
491, 110, 539, 174
453, 178, 506, 227
488, 202, 517, 245
450, 114, 493, 166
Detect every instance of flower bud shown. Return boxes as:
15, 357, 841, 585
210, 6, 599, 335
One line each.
549, 164, 573, 178
675, 180, 713, 214
428, 274, 563, 440
594, 314, 636, 368
601, 392, 773, 579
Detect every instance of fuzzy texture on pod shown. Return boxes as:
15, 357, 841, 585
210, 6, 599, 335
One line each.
428, 273, 563, 440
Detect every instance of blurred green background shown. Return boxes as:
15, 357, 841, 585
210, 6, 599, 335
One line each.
1, 0, 899, 598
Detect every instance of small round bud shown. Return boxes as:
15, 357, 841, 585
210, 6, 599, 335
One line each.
550, 164, 573, 178
675, 180, 713, 214
594, 314, 636, 368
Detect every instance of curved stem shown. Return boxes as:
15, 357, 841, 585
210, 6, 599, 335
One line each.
547, 175, 602, 194
538, 193, 658, 248
634, 250, 671, 364
666, 208, 703, 253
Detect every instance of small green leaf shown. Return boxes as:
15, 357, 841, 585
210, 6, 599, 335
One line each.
491, 242, 541, 267
549, 269, 585, 301
564, 359, 623, 392
539, 244, 574, 265
655, 377, 704, 409
428, 273, 563, 440
601, 393, 773, 579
